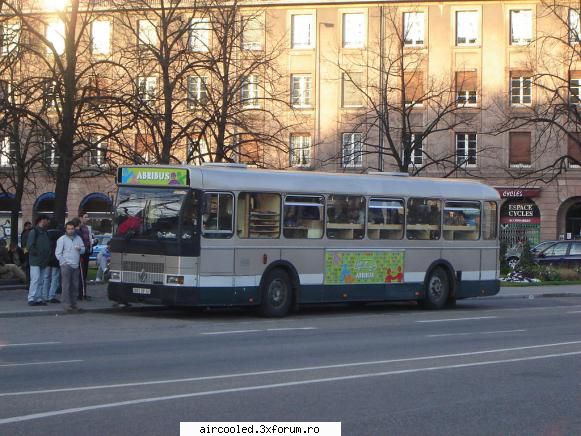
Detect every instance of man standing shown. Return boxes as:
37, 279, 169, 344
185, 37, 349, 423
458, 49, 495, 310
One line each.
45, 223, 64, 303
76, 213, 92, 300
20, 221, 32, 284
26, 215, 51, 306
56, 221, 85, 313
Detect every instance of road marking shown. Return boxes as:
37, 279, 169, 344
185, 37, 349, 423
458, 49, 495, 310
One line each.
417, 316, 498, 323
568, 311, 581, 314
200, 330, 262, 335
427, 329, 526, 338
1, 350, 580, 425
3, 340, 581, 398
0, 342, 60, 348
0, 360, 82, 368
200, 327, 317, 335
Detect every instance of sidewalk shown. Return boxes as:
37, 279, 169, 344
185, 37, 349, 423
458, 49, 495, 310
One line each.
1, 282, 580, 318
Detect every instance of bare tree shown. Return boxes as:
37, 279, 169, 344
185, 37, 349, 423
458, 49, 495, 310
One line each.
332, 6, 485, 176
0, 0, 132, 225
492, 0, 581, 182
111, 0, 292, 167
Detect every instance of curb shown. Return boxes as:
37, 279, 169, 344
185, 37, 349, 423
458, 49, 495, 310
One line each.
0, 304, 166, 319
481, 292, 581, 300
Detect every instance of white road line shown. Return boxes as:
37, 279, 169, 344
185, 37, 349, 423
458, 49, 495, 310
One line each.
200, 327, 317, 335
427, 329, 527, 338
200, 330, 262, 335
568, 311, 581, 314
417, 316, 498, 323
3, 340, 581, 398
0, 342, 60, 348
0, 360, 82, 368
1, 350, 580, 425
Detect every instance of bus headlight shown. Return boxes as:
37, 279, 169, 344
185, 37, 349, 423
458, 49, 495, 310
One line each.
109, 271, 121, 282
166, 275, 184, 285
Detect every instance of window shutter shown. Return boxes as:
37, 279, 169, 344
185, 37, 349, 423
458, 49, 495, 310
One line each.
404, 72, 423, 104
568, 133, 581, 163
509, 132, 531, 165
455, 71, 477, 92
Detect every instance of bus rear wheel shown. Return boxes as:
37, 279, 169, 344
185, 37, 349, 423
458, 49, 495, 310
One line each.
422, 267, 450, 310
259, 269, 292, 317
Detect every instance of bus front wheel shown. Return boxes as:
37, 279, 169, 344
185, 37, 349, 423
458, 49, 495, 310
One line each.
422, 267, 450, 310
259, 269, 292, 317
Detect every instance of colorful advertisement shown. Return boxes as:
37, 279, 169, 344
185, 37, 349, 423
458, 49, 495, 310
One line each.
324, 251, 405, 285
119, 167, 189, 187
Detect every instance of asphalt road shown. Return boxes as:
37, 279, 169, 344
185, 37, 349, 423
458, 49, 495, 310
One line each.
1, 297, 581, 436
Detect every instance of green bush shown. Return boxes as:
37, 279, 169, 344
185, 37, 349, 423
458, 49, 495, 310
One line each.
499, 240, 509, 274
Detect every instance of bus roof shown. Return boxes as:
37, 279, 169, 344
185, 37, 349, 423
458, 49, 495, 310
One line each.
120, 165, 500, 201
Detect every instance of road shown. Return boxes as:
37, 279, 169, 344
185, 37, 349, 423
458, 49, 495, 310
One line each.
1, 297, 581, 436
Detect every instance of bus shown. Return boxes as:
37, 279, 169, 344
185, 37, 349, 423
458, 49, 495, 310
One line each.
108, 164, 500, 316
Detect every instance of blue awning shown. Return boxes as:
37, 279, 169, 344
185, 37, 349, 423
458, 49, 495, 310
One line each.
79, 192, 112, 209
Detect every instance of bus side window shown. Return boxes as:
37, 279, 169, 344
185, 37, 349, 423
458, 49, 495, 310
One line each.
482, 201, 498, 240
326, 195, 365, 240
238, 192, 281, 239
283, 195, 324, 239
407, 198, 441, 240
367, 198, 404, 240
443, 201, 480, 240
202, 193, 233, 239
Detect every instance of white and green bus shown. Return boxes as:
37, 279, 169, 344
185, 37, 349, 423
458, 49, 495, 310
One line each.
108, 164, 500, 316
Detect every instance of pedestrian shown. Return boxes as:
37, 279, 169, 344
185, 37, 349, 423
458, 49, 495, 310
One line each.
0, 238, 26, 283
96, 240, 111, 282
20, 221, 32, 285
45, 222, 64, 304
75, 213, 92, 300
55, 221, 85, 313
26, 215, 51, 306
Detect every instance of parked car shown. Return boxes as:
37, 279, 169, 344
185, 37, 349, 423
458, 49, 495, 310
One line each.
90, 234, 112, 262
505, 240, 559, 269
536, 241, 581, 267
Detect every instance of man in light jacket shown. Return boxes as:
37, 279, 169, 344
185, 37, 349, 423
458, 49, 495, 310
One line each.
55, 221, 85, 313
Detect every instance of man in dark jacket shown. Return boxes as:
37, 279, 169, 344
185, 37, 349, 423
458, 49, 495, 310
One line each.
26, 215, 51, 306
45, 224, 64, 303
20, 221, 32, 284
76, 213, 92, 300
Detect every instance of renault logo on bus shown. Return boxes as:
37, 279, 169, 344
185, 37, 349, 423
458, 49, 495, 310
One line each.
139, 270, 148, 282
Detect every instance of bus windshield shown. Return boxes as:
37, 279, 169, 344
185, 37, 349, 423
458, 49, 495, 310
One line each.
114, 187, 197, 241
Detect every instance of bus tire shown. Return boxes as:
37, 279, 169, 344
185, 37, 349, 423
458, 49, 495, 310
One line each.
422, 267, 449, 310
259, 268, 292, 317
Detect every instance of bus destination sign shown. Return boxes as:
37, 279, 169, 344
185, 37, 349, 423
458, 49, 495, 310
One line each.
119, 167, 189, 187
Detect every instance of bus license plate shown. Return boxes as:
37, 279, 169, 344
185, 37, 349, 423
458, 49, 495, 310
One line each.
132, 287, 151, 295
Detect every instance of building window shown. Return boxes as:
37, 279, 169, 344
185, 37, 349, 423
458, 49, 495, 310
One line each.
509, 132, 531, 167
242, 14, 264, 50
91, 20, 111, 55
289, 134, 311, 167
510, 10, 533, 45
137, 76, 157, 108
569, 9, 580, 43
187, 75, 208, 109
456, 71, 477, 106
138, 19, 158, 48
44, 80, 58, 109
456, 11, 478, 46
403, 134, 423, 167
0, 22, 20, 55
46, 20, 65, 55
342, 13, 364, 48
241, 75, 259, 108
403, 12, 424, 46
88, 136, 107, 167
189, 18, 210, 52
404, 71, 423, 106
568, 133, 581, 168
570, 71, 581, 105
43, 138, 59, 167
342, 72, 363, 107
291, 14, 313, 49
510, 73, 532, 106
291, 75, 312, 108
342, 132, 363, 168
456, 133, 477, 167
0, 137, 15, 167
188, 138, 209, 165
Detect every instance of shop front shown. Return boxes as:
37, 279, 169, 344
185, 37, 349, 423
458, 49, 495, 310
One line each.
496, 188, 542, 247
